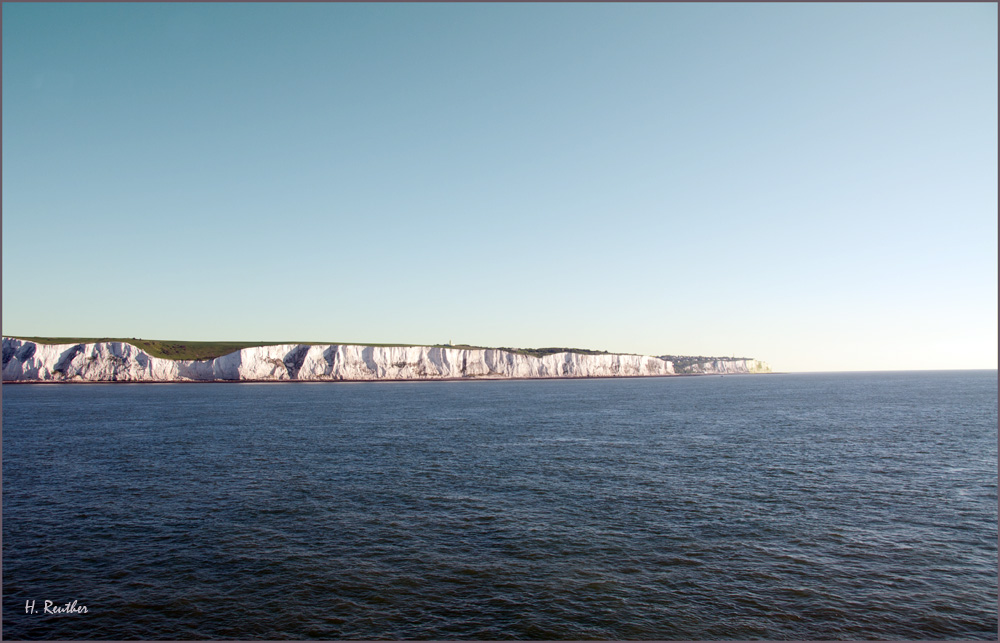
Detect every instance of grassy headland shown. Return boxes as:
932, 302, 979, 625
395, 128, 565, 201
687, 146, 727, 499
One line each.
9, 337, 421, 361
10, 337, 629, 362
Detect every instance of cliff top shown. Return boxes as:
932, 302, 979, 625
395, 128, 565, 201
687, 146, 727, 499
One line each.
7, 337, 631, 362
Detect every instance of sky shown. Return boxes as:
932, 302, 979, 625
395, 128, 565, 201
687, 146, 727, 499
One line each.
2, 3, 997, 372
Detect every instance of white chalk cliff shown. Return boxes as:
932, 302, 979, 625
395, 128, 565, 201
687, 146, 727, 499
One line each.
2, 338, 770, 383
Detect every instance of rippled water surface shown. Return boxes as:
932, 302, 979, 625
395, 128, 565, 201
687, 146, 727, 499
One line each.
3, 371, 997, 639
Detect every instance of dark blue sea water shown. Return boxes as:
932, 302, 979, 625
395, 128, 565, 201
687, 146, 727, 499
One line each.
2, 371, 997, 640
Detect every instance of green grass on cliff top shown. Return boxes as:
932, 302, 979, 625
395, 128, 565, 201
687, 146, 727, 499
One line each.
9, 337, 621, 361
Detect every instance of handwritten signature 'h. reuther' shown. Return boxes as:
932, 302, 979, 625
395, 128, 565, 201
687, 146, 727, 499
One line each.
25, 600, 88, 615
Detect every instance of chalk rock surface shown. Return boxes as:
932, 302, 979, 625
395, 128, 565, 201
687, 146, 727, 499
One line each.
2, 338, 770, 383
663, 357, 772, 375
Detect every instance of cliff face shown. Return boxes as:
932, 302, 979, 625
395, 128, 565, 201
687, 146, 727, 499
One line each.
666, 358, 772, 375
2, 338, 769, 383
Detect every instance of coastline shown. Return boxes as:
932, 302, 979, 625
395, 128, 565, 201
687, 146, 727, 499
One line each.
2, 338, 771, 383
1, 372, 757, 385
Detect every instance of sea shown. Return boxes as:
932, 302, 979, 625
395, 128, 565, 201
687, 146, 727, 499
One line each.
2, 371, 997, 640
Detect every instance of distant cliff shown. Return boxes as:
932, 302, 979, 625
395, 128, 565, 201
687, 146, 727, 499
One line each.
2, 338, 770, 383
660, 355, 772, 375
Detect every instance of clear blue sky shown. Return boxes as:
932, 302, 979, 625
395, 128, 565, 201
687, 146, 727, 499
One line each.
3, 3, 996, 372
